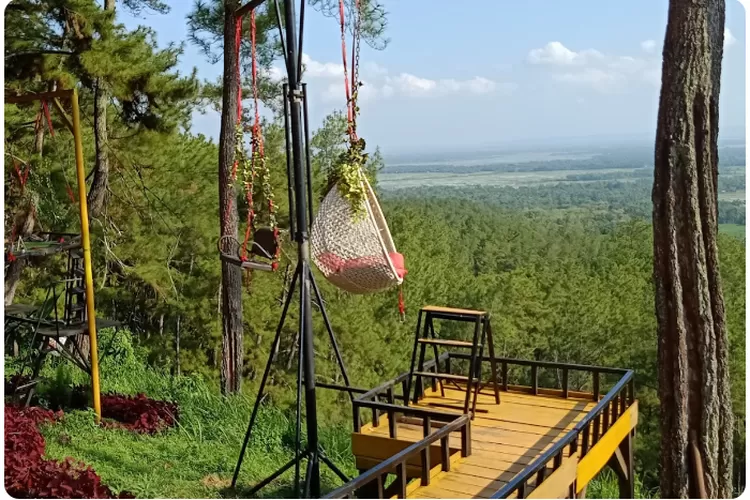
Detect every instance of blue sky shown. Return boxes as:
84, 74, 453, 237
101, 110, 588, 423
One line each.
120, 0, 747, 154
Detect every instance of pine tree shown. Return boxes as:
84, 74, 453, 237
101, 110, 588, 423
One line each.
652, 0, 733, 496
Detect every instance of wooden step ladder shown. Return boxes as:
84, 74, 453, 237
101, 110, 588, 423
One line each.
406, 306, 500, 416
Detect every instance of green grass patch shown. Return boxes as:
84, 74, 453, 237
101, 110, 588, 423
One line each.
12, 330, 356, 498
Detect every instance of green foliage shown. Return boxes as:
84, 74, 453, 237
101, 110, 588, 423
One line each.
326, 137, 369, 218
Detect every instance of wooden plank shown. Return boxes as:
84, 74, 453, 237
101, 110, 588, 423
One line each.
421, 305, 486, 315
528, 457, 578, 499
418, 338, 477, 348
5, 89, 74, 103
576, 401, 638, 492
352, 433, 456, 468
356, 457, 423, 479
403, 452, 464, 497
452, 461, 525, 480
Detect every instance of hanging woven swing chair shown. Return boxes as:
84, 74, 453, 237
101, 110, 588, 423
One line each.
310, 0, 406, 295
311, 172, 406, 294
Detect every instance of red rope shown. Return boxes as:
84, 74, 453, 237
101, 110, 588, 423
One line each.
41, 101, 55, 137
66, 184, 77, 204
12, 157, 30, 191
7, 226, 17, 262
398, 285, 405, 320
338, 0, 355, 141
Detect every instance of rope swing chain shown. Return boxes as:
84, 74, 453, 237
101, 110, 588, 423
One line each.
226, 11, 280, 270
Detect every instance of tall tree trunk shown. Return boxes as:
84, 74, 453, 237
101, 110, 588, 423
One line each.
4, 199, 37, 305
218, 0, 244, 395
653, 0, 733, 497
87, 0, 116, 218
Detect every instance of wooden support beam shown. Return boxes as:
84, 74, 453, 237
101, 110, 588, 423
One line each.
577, 401, 638, 493
5, 89, 74, 104
235, 0, 266, 18
51, 98, 75, 134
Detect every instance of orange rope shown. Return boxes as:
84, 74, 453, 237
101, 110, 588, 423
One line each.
338, 0, 355, 141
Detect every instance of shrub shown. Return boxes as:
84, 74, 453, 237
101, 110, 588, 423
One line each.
4, 406, 133, 498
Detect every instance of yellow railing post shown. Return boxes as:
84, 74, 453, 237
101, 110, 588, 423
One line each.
70, 88, 102, 423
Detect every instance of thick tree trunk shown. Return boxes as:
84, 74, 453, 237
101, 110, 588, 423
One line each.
88, 80, 109, 218
87, 0, 116, 218
4, 200, 36, 305
218, 0, 244, 395
653, 0, 733, 498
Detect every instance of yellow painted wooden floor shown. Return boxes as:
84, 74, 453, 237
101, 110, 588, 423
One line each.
356, 384, 596, 499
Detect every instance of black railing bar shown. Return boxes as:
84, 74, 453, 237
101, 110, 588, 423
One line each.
356, 353, 448, 402
492, 430, 578, 498
317, 382, 409, 403
448, 353, 629, 375
323, 415, 470, 499
492, 369, 634, 498
354, 400, 461, 423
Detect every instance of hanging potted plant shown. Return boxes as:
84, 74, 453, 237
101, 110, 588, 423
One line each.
325, 135, 369, 219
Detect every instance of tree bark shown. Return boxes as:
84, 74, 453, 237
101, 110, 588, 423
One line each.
653, 0, 733, 497
87, 0, 116, 218
4, 199, 36, 305
218, 0, 244, 395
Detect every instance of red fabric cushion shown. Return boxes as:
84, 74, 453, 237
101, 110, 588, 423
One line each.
316, 251, 407, 278
388, 252, 407, 278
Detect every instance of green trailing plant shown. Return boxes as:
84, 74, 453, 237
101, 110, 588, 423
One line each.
325, 137, 369, 219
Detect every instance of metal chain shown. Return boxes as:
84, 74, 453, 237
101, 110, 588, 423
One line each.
351, 0, 362, 138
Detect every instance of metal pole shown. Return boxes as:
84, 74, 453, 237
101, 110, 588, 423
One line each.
71, 88, 102, 423
302, 83, 315, 225
283, 83, 296, 237
283, 0, 321, 495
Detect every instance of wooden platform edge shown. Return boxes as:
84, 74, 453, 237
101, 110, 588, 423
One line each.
576, 400, 639, 492
528, 455, 578, 499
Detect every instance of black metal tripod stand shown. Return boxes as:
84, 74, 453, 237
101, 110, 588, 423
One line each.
231, 260, 353, 497
229, 0, 353, 497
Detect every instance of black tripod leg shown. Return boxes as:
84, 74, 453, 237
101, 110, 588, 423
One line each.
303, 451, 315, 498
309, 271, 353, 400
232, 264, 300, 488
295, 275, 305, 498
248, 449, 309, 496
319, 451, 350, 483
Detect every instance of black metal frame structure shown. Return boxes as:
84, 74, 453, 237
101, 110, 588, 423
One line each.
228, 0, 353, 497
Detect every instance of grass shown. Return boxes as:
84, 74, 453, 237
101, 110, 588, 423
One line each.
720, 223, 746, 239
10, 330, 355, 498
587, 469, 658, 499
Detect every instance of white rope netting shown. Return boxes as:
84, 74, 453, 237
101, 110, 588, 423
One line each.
310, 177, 403, 294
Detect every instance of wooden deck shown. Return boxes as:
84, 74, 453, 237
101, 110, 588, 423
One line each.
351, 383, 637, 499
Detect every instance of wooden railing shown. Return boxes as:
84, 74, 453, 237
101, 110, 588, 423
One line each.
449, 352, 630, 400
351, 354, 447, 433
323, 414, 472, 499
491, 369, 635, 498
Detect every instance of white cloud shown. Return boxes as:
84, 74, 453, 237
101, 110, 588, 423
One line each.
528, 42, 603, 66
725, 28, 737, 50
529, 41, 661, 92
301, 53, 345, 78
640, 39, 657, 54
266, 66, 284, 82
297, 53, 509, 100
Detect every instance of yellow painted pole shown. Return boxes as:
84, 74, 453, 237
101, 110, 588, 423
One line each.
70, 88, 102, 423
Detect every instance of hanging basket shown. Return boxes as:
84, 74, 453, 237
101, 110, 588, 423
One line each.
311, 176, 406, 294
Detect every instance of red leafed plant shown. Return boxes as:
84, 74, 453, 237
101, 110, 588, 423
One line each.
4, 406, 133, 498
101, 393, 178, 434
